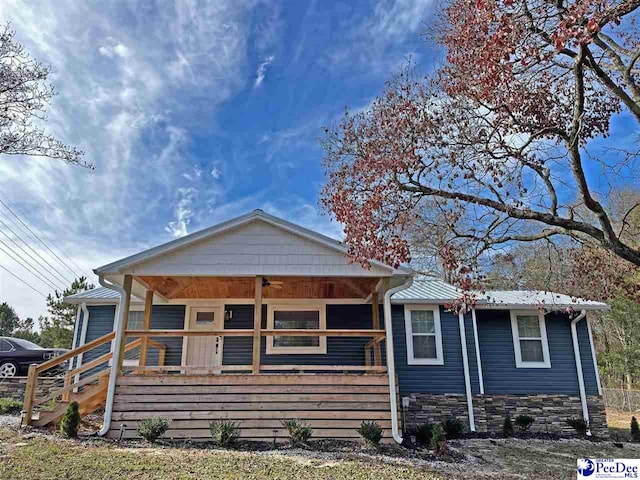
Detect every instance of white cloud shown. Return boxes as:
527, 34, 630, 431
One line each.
211, 167, 221, 179
99, 43, 130, 58
254, 55, 274, 88
0, 0, 279, 318
166, 187, 197, 238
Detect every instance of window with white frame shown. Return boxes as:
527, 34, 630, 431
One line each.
266, 305, 327, 354
510, 310, 551, 368
404, 305, 444, 365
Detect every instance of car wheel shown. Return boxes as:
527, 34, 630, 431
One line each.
0, 361, 18, 378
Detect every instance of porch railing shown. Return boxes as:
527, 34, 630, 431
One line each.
123, 328, 387, 375
22, 332, 166, 427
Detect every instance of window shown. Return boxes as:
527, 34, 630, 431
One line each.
510, 310, 551, 368
404, 305, 444, 365
0, 339, 14, 352
266, 305, 326, 354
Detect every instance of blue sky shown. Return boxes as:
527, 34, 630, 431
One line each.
0, 0, 436, 318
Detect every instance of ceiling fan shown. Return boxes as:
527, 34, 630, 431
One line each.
262, 277, 284, 289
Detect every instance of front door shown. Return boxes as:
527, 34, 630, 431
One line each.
185, 306, 224, 370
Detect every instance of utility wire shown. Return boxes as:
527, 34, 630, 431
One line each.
0, 236, 65, 291
0, 193, 91, 279
0, 214, 75, 285
0, 223, 68, 290
0, 262, 47, 298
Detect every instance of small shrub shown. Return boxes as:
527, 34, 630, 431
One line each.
430, 424, 447, 455
209, 420, 240, 447
136, 418, 170, 443
566, 418, 589, 436
631, 416, 640, 442
0, 398, 22, 415
415, 423, 433, 446
442, 417, 464, 439
60, 402, 81, 438
356, 421, 383, 448
281, 419, 312, 446
503, 415, 514, 437
514, 415, 535, 432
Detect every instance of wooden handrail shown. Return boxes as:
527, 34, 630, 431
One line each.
35, 331, 116, 374
34, 370, 108, 407
67, 338, 142, 378
365, 336, 385, 349
125, 329, 386, 337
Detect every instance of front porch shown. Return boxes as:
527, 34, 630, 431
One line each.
108, 373, 394, 441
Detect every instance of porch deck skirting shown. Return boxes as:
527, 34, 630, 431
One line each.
404, 393, 608, 438
109, 373, 395, 442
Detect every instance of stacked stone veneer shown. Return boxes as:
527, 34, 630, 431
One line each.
404, 393, 608, 438
0, 377, 60, 403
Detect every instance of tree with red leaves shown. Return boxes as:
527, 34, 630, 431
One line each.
321, 0, 640, 288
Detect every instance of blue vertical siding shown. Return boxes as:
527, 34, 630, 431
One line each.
81, 304, 184, 370
223, 304, 376, 366
81, 305, 117, 376
475, 310, 599, 395
147, 305, 185, 366
392, 305, 468, 396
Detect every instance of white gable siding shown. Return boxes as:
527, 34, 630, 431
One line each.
128, 220, 392, 277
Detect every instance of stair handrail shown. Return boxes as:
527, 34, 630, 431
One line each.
35, 331, 116, 375
22, 331, 115, 426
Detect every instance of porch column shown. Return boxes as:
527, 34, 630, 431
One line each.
371, 291, 381, 366
115, 274, 133, 374
252, 276, 262, 374
139, 290, 153, 366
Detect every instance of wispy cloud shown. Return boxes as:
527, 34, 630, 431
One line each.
254, 55, 274, 88
166, 187, 197, 238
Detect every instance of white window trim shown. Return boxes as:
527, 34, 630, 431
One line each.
266, 304, 327, 355
404, 305, 444, 366
510, 310, 551, 368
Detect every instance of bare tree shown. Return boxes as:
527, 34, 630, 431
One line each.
0, 23, 89, 167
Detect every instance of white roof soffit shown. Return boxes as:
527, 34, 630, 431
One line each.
94, 210, 412, 277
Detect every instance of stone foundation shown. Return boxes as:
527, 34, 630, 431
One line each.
0, 377, 61, 403
404, 393, 608, 438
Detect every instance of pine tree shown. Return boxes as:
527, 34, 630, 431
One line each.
40, 277, 94, 348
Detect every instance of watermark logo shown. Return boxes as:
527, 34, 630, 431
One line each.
578, 459, 640, 479
578, 459, 595, 477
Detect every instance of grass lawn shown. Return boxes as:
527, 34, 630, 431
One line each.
2, 426, 640, 479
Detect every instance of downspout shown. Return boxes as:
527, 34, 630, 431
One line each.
570, 309, 591, 436
471, 308, 484, 395
586, 316, 603, 395
97, 276, 127, 437
382, 276, 413, 444
458, 310, 476, 432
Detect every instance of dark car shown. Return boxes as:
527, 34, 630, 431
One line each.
0, 337, 68, 378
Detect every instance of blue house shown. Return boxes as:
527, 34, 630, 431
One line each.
24, 210, 608, 441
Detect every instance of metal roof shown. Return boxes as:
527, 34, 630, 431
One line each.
64, 287, 143, 304
481, 290, 609, 310
391, 277, 462, 303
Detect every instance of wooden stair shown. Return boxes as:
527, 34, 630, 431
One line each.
32, 374, 109, 427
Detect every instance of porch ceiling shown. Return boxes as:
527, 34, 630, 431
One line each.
136, 275, 381, 300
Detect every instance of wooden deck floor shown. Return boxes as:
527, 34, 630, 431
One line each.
108, 373, 394, 442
